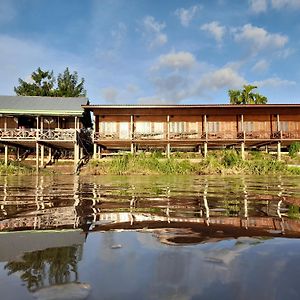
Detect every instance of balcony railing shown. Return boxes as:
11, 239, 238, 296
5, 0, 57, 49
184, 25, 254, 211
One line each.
0, 128, 37, 139
0, 128, 77, 141
39, 129, 76, 141
93, 130, 300, 142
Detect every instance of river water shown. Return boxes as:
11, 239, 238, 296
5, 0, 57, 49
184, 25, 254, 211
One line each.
1, 175, 300, 299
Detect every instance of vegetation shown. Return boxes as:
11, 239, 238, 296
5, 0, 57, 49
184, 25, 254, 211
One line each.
0, 160, 35, 175
82, 150, 300, 176
289, 142, 300, 158
228, 85, 267, 104
14, 67, 86, 97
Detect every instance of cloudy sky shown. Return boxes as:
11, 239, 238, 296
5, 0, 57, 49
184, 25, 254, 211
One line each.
0, 0, 300, 104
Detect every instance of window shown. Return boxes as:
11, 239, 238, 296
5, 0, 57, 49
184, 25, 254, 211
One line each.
135, 122, 151, 133
170, 122, 185, 133
280, 121, 289, 131
243, 121, 254, 132
208, 122, 219, 133
100, 122, 117, 134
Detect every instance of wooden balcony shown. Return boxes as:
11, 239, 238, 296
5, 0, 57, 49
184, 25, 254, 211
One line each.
94, 129, 300, 143
0, 128, 77, 142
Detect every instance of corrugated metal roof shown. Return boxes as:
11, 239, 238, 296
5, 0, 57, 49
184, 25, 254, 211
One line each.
83, 103, 300, 109
0, 95, 88, 116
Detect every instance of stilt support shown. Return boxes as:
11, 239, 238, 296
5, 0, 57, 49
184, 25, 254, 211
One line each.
241, 142, 245, 160
131, 143, 135, 154
40, 145, 44, 168
36, 143, 39, 172
166, 143, 171, 158
4, 145, 8, 166
277, 141, 281, 161
93, 144, 97, 159
204, 142, 208, 158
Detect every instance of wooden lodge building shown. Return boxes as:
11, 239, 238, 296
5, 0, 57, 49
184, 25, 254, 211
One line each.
0, 96, 91, 169
84, 104, 300, 159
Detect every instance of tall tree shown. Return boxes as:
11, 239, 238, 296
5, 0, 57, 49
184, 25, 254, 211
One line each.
14, 68, 55, 96
14, 67, 87, 97
55, 67, 86, 97
228, 85, 268, 104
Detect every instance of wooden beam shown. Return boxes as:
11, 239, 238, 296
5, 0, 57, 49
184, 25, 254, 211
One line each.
4, 145, 8, 166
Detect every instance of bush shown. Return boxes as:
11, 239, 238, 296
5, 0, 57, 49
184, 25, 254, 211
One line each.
289, 142, 300, 158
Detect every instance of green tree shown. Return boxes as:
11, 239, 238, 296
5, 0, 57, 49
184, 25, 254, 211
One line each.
14, 67, 55, 96
55, 67, 86, 97
14, 67, 86, 97
228, 85, 267, 104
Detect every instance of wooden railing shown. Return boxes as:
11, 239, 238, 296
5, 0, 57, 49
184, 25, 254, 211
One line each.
39, 129, 76, 141
0, 128, 37, 139
93, 130, 300, 142
0, 128, 77, 141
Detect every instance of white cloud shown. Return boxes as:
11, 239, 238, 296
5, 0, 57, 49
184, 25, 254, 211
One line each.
142, 16, 168, 49
251, 59, 269, 72
253, 77, 296, 88
152, 51, 197, 71
234, 24, 288, 54
175, 5, 200, 27
200, 21, 226, 43
249, 0, 268, 13
101, 87, 119, 103
196, 67, 246, 92
0, 0, 16, 24
271, 0, 300, 9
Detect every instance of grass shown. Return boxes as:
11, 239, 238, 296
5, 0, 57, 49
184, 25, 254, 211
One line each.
0, 160, 35, 175
82, 150, 300, 176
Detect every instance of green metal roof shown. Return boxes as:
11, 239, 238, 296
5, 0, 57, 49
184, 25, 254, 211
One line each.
0, 96, 88, 116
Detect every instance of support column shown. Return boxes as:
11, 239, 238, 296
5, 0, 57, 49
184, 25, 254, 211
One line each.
48, 147, 52, 163
80, 147, 84, 159
4, 145, 8, 166
4, 116, 7, 131
204, 142, 208, 158
74, 142, 79, 170
36, 143, 39, 172
93, 143, 97, 159
241, 114, 244, 131
277, 141, 281, 161
130, 115, 135, 154
40, 145, 44, 167
166, 143, 171, 159
241, 142, 245, 160
17, 147, 20, 161
276, 114, 280, 131
167, 115, 170, 158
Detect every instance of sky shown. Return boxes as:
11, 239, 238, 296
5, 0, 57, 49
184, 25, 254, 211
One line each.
0, 0, 300, 104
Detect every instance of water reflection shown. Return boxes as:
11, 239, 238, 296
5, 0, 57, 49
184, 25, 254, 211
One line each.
0, 175, 300, 242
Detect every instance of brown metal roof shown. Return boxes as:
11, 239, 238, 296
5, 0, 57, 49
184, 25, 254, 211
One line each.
83, 104, 300, 109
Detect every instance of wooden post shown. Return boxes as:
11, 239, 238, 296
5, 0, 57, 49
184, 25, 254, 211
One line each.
241, 142, 245, 160
166, 143, 171, 159
4, 116, 7, 131
57, 116, 60, 129
204, 142, 208, 158
130, 115, 135, 154
167, 115, 170, 158
277, 141, 281, 161
17, 147, 20, 161
36, 143, 39, 172
40, 145, 44, 167
241, 114, 244, 131
48, 147, 52, 163
276, 114, 280, 131
93, 143, 97, 159
4, 145, 8, 166
74, 142, 79, 171
204, 114, 207, 136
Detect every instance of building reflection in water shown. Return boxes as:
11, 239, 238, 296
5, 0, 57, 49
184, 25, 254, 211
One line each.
0, 176, 300, 241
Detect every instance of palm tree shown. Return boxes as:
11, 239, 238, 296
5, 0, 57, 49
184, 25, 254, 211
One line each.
228, 85, 267, 104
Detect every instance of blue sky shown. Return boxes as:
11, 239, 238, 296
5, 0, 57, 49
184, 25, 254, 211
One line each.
0, 0, 300, 104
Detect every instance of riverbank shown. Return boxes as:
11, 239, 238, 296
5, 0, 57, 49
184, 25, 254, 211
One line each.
0, 160, 35, 175
82, 151, 300, 176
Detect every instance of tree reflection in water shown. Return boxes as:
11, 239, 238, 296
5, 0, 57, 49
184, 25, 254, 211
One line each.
4, 245, 81, 292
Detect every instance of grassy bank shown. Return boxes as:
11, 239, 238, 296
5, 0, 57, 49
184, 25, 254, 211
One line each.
0, 160, 35, 175
82, 151, 300, 176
